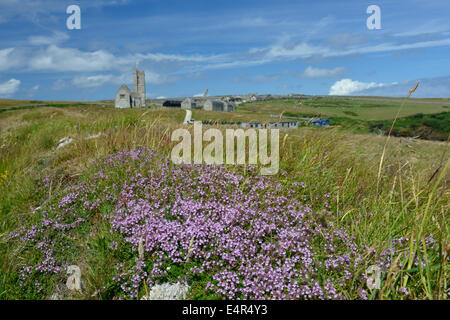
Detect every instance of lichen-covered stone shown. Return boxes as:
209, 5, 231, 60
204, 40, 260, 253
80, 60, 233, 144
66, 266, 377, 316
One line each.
141, 282, 190, 300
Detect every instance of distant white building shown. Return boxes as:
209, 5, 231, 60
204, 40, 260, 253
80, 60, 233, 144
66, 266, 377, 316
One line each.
115, 68, 146, 108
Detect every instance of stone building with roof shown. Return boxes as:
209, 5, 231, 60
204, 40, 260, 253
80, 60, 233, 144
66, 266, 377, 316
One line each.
181, 98, 198, 110
204, 99, 235, 112
115, 68, 146, 108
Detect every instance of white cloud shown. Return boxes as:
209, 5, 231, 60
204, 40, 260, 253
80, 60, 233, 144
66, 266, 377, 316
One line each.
393, 19, 450, 37
28, 32, 69, 46
145, 71, 175, 85
325, 33, 368, 50
232, 73, 283, 83
72, 70, 172, 89
24, 44, 222, 75
342, 38, 450, 56
0, 0, 130, 24
0, 48, 14, 68
0, 78, 21, 97
191, 16, 273, 31
0, 48, 21, 71
301, 66, 345, 78
262, 41, 329, 59
72, 74, 114, 88
18, 33, 449, 79
137, 52, 224, 63
303, 16, 335, 40
252, 37, 450, 62
350, 76, 450, 98
138, 36, 450, 73
26, 85, 39, 97
235, 17, 271, 27
51, 79, 67, 91
329, 79, 387, 96
190, 58, 271, 73
28, 45, 120, 72
73, 73, 130, 88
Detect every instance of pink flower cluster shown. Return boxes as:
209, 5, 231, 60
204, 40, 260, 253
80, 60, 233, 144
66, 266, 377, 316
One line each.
11, 148, 370, 299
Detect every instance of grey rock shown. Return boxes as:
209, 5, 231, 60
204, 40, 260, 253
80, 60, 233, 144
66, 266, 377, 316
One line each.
85, 132, 105, 140
142, 282, 190, 300
56, 137, 75, 150
66, 265, 82, 292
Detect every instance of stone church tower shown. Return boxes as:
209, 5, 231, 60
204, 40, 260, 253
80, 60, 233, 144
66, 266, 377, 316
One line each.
133, 67, 146, 107
115, 67, 147, 108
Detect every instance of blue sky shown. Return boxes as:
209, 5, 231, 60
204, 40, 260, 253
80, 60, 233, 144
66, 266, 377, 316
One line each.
1, 0, 450, 100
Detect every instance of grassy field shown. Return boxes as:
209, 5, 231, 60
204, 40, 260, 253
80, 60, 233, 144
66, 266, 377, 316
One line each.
237, 97, 450, 120
0, 100, 90, 109
231, 98, 450, 140
0, 97, 448, 300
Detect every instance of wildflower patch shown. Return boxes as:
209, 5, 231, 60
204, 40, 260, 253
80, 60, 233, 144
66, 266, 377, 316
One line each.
7, 148, 423, 300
